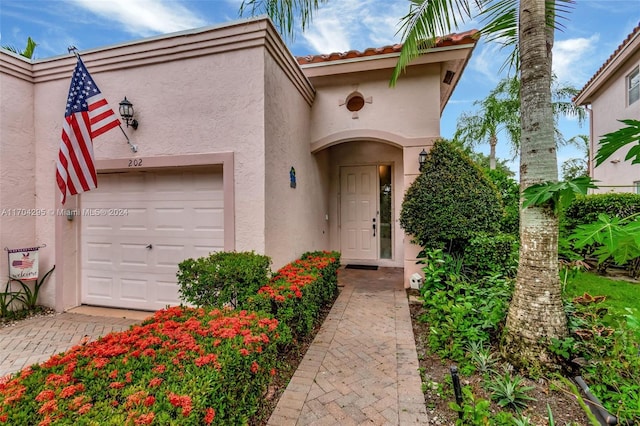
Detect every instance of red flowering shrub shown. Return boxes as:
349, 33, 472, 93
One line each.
0, 251, 340, 425
250, 251, 340, 338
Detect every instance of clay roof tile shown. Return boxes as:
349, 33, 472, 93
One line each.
296, 29, 478, 65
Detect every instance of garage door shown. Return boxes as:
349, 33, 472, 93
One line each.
81, 168, 224, 311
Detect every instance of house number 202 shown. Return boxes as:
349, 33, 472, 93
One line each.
128, 159, 143, 167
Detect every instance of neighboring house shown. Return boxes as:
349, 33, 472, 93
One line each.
0, 17, 478, 312
575, 23, 640, 193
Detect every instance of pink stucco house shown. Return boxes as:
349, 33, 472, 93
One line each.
575, 23, 640, 193
0, 17, 478, 312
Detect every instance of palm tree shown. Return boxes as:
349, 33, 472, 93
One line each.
240, 0, 570, 369
1, 37, 37, 59
562, 134, 590, 179
454, 76, 586, 170
454, 78, 520, 170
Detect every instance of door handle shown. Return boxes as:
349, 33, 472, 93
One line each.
372, 218, 376, 237
146, 244, 153, 249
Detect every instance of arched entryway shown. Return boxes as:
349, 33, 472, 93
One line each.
322, 140, 404, 268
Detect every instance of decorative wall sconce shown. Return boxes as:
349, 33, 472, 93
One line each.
418, 149, 428, 171
119, 97, 139, 129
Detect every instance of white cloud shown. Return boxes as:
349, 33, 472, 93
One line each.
69, 0, 206, 37
553, 34, 600, 86
300, 0, 406, 54
470, 42, 510, 84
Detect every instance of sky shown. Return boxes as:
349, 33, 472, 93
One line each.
1, 0, 639, 174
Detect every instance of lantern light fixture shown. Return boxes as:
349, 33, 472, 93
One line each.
418, 149, 428, 171
118, 97, 139, 129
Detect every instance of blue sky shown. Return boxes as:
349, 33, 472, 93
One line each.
1, 0, 639, 174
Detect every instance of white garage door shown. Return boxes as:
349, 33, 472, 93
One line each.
81, 168, 224, 311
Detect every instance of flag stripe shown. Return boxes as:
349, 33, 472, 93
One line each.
56, 58, 120, 204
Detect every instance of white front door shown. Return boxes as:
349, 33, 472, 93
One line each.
340, 166, 377, 260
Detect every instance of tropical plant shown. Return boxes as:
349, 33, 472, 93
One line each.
568, 213, 640, 277
8, 265, 56, 310
1, 36, 37, 59
454, 76, 586, 170
239, 0, 573, 369
485, 369, 536, 412
467, 341, 499, 376
594, 119, 640, 166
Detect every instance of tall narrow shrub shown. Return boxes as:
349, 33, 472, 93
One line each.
400, 139, 504, 253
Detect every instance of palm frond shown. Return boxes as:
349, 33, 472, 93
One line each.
239, 0, 328, 40
391, 0, 478, 86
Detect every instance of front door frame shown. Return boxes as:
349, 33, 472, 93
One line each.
338, 163, 393, 263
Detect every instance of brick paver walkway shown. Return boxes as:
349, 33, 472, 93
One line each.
0, 311, 140, 377
268, 267, 428, 425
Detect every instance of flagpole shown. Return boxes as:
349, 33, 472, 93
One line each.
67, 46, 138, 153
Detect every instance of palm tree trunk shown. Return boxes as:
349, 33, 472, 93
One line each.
502, 0, 568, 368
489, 134, 497, 170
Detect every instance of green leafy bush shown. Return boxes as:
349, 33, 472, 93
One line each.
400, 139, 504, 253
563, 193, 640, 233
464, 233, 518, 278
419, 253, 513, 368
177, 251, 271, 308
485, 168, 520, 236
561, 297, 640, 424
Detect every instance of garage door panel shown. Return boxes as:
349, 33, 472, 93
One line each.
156, 280, 181, 305
154, 244, 186, 268
81, 169, 224, 311
85, 276, 114, 298
120, 243, 148, 266
120, 278, 148, 301
85, 242, 113, 265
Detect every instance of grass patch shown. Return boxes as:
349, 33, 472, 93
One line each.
564, 271, 640, 325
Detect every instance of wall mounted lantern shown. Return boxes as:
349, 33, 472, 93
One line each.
418, 149, 428, 171
119, 97, 139, 129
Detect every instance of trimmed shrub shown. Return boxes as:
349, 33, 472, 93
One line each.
177, 251, 271, 309
249, 251, 340, 339
563, 193, 640, 233
464, 233, 518, 278
400, 139, 504, 253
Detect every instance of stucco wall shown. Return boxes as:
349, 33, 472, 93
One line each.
0, 56, 38, 282
263, 52, 330, 269
27, 46, 268, 309
308, 65, 442, 146
590, 49, 640, 193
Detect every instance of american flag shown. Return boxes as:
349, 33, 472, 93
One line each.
56, 58, 120, 205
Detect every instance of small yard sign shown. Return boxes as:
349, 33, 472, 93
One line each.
7, 246, 39, 281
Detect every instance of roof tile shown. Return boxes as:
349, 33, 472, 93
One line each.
296, 29, 479, 65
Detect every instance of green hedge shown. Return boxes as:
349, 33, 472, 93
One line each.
249, 251, 340, 339
563, 193, 640, 232
463, 233, 518, 278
